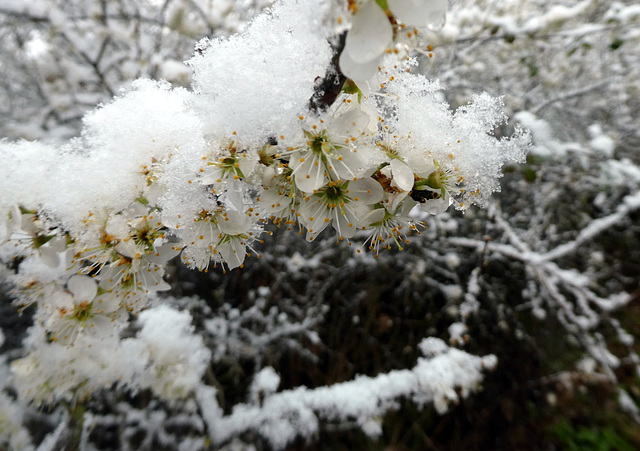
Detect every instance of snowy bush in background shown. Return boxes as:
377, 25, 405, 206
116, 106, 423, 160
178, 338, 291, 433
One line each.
1, 0, 639, 449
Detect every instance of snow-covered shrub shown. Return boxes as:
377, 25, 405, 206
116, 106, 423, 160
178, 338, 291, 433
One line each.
1, 0, 639, 449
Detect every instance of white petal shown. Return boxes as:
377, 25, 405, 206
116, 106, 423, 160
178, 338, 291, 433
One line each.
192, 221, 219, 247
411, 155, 437, 177
420, 193, 452, 215
87, 315, 118, 339
145, 183, 165, 206
48, 291, 74, 311
20, 214, 38, 234
388, 0, 448, 27
339, 48, 380, 84
333, 210, 355, 238
218, 239, 246, 270
344, 2, 392, 63
224, 179, 246, 211
181, 246, 211, 271
200, 170, 222, 185
360, 207, 386, 227
146, 243, 182, 264
115, 241, 138, 259
348, 178, 384, 204
329, 150, 363, 182
330, 109, 371, 139
50, 236, 67, 252
92, 295, 120, 314
218, 210, 251, 235
154, 279, 172, 291
385, 190, 409, 214
99, 264, 126, 291
299, 198, 330, 240
138, 265, 168, 291
261, 166, 277, 186
238, 155, 257, 177
291, 153, 327, 193
333, 202, 366, 238
68, 275, 97, 303
39, 246, 61, 268
390, 159, 415, 192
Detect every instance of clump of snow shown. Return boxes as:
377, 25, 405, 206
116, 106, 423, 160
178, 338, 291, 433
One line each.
389, 71, 530, 208
588, 124, 615, 158
188, 0, 333, 146
11, 305, 210, 404
249, 367, 281, 404
448, 322, 468, 345
135, 305, 212, 400
0, 80, 203, 233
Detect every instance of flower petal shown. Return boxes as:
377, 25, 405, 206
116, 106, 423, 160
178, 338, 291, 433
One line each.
348, 178, 384, 204
218, 210, 251, 235
330, 109, 371, 139
218, 238, 246, 270
339, 48, 380, 84
360, 207, 386, 227
344, 2, 393, 63
291, 152, 327, 193
146, 243, 182, 264
68, 275, 97, 303
39, 246, 61, 268
390, 159, 415, 192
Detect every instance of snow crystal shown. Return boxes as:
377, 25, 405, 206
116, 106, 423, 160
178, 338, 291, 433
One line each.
388, 71, 529, 208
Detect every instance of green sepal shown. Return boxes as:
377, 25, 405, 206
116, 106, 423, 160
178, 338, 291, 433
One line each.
32, 234, 56, 249
258, 143, 275, 166
135, 196, 149, 206
342, 79, 363, 103
19, 206, 36, 215
374, 0, 388, 11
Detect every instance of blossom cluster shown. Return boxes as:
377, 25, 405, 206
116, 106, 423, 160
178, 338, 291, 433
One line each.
0, 0, 528, 404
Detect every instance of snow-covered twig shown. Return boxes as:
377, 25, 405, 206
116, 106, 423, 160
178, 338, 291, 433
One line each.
197, 338, 496, 449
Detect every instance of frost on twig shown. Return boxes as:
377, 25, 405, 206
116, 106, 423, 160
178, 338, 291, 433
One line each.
449, 186, 640, 402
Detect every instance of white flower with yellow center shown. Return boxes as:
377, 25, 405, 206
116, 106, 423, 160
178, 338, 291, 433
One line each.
89, 212, 179, 293
7, 208, 66, 268
98, 248, 173, 293
289, 108, 372, 193
298, 177, 383, 241
181, 208, 261, 271
199, 140, 257, 188
359, 203, 424, 254
44, 275, 125, 345
257, 164, 300, 228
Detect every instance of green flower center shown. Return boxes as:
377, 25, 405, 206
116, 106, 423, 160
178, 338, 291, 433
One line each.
317, 181, 350, 209
71, 301, 93, 322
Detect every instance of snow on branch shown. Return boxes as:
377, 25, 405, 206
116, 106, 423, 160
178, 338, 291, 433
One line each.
197, 338, 497, 449
448, 196, 639, 396
541, 190, 640, 262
